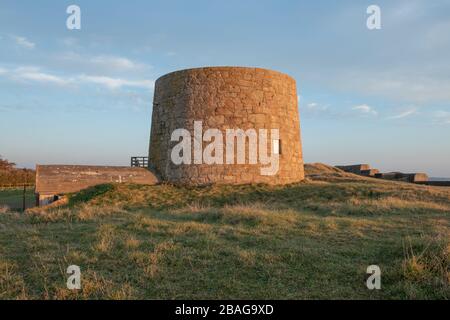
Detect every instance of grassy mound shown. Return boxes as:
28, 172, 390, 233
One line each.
0, 164, 448, 299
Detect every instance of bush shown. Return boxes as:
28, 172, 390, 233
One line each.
0, 156, 35, 185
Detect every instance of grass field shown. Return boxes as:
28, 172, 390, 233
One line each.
0, 188, 35, 211
0, 164, 448, 299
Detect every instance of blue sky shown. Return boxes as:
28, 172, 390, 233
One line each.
1, 0, 450, 176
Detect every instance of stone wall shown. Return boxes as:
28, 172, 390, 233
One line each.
148, 66, 304, 185
374, 172, 429, 183
337, 163, 430, 184
336, 164, 371, 175
36, 165, 158, 204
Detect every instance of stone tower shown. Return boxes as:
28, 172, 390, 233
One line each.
148, 66, 304, 185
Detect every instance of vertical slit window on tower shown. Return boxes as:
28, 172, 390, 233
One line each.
273, 139, 281, 155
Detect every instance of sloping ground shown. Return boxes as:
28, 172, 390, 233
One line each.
305, 162, 375, 182
305, 162, 346, 175
0, 164, 449, 299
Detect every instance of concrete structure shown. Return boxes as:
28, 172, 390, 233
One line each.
336, 164, 370, 175
404, 173, 428, 183
361, 169, 379, 177
35, 165, 158, 206
337, 163, 429, 184
374, 172, 428, 183
148, 66, 304, 185
421, 181, 450, 187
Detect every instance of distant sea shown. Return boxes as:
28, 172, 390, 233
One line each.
429, 177, 450, 182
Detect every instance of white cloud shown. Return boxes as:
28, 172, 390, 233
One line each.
352, 104, 377, 116
76, 75, 154, 90
13, 67, 69, 86
5, 66, 69, 86
18, 72, 68, 85
388, 108, 418, 120
305, 102, 329, 111
0, 65, 154, 90
301, 101, 336, 118
58, 52, 151, 72
89, 55, 140, 70
11, 35, 35, 49
324, 68, 450, 105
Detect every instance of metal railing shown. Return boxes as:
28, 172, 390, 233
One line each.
131, 156, 149, 168
0, 184, 35, 211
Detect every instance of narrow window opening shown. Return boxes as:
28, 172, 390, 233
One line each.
273, 139, 281, 155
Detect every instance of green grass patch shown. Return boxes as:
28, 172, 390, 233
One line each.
68, 184, 114, 206
0, 188, 35, 211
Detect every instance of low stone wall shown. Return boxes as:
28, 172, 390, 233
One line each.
361, 169, 379, 177
337, 164, 429, 184
374, 172, 428, 183
336, 164, 370, 175
35, 165, 159, 206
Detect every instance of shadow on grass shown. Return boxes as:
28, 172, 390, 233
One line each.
68, 184, 114, 206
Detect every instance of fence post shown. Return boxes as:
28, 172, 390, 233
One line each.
22, 168, 26, 212
22, 184, 26, 212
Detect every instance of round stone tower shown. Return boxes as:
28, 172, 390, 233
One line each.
148, 66, 304, 185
